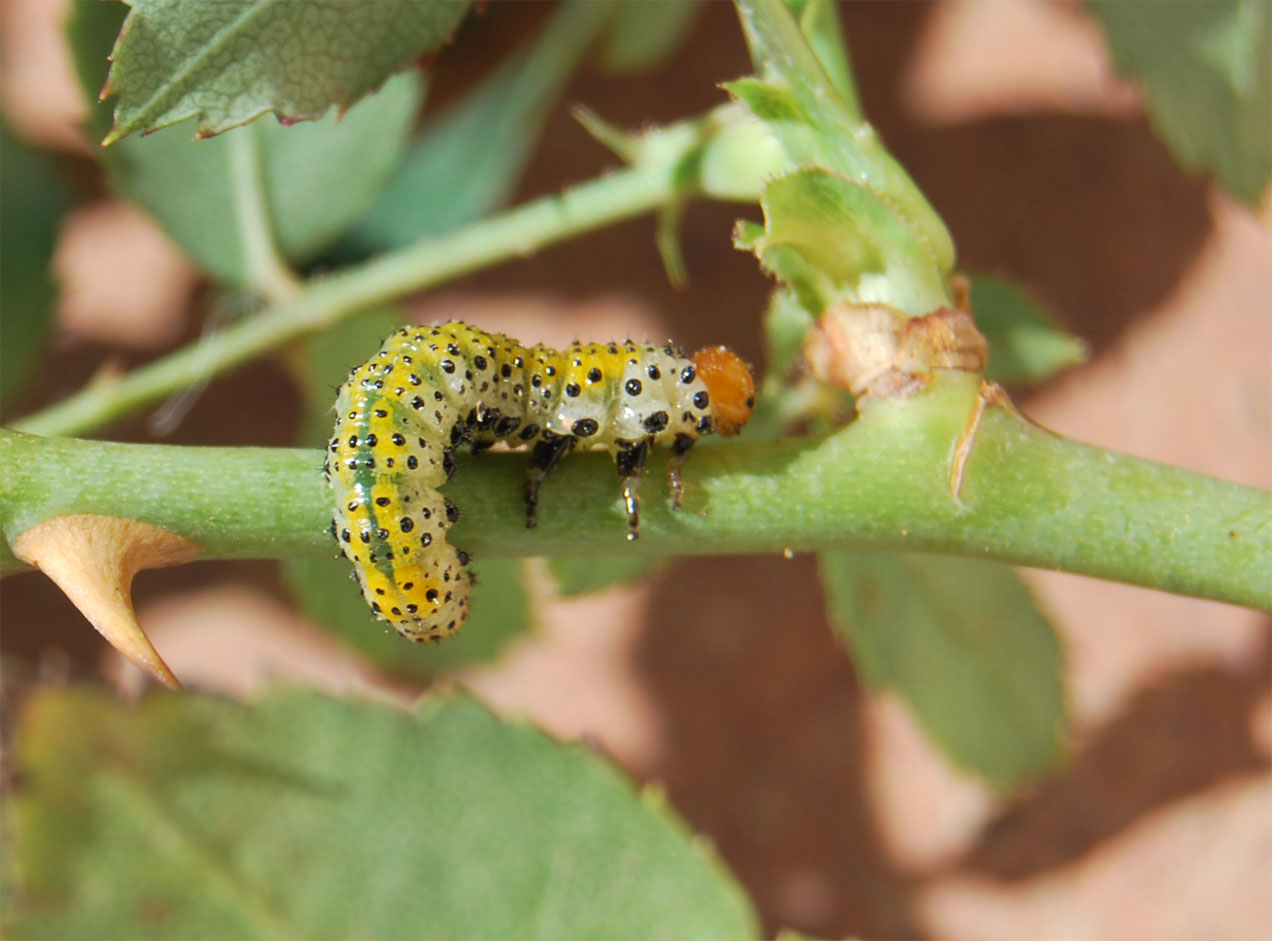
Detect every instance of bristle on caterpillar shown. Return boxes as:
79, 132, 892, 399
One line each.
326, 321, 755, 642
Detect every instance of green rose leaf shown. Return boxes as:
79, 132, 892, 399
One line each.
1089, 0, 1271, 205
597, 0, 703, 72
69, 1, 423, 287
347, 0, 609, 253
742, 168, 950, 316
548, 554, 667, 597
7, 687, 758, 938
101, 0, 469, 143
0, 121, 65, 412
970, 273, 1088, 386
730, 0, 955, 275
819, 550, 1067, 790
282, 555, 531, 678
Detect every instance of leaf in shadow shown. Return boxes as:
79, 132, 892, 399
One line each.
819, 550, 1067, 790
344, 0, 612, 254
7, 686, 758, 938
282, 555, 532, 679
549, 554, 666, 597
597, 0, 704, 73
1090, 0, 1270, 205
0, 120, 65, 412
969, 272, 1087, 386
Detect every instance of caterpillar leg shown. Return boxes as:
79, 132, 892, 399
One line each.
615, 438, 651, 541
524, 433, 574, 529
666, 433, 696, 510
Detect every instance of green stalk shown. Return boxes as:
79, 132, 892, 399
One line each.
228, 125, 302, 303
9, 162, 672, 438
5, 375, 1268, 610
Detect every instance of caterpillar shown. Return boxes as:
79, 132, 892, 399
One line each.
326, 321, 756, 643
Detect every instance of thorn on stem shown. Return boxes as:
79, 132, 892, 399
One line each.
949, 379, 1031, 500
13, 515, 203, 689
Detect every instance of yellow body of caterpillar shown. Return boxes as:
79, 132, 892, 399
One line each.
327, 321, 756, 642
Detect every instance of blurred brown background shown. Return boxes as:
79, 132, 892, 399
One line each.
2, 2, 1269, 938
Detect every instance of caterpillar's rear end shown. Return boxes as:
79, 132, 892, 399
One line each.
328, 342, 471, 642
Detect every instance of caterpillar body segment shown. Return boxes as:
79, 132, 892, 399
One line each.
327, 321, 755, 642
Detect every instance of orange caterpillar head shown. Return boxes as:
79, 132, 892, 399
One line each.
691, 346, 756, 437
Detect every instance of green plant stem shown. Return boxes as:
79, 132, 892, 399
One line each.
229, 125, 301, 303
9, 163, 673, 439
5, 375, 1268, 610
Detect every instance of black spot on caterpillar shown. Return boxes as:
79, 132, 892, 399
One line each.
327, 321, 756, 643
